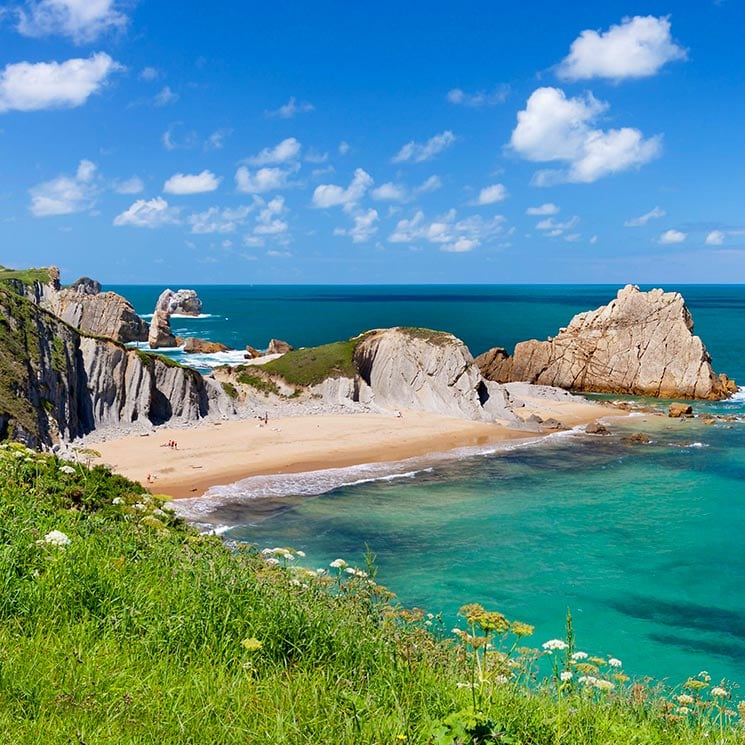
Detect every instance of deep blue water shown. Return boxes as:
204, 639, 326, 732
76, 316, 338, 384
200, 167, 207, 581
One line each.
111, 284, 745, 687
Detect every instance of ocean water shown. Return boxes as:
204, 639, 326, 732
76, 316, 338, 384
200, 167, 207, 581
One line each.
112, 284, 745, 686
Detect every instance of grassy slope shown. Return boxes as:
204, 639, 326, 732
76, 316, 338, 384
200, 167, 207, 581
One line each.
1, 445, 744, 744
262, 339, 359, 386
0, 265, 52, 286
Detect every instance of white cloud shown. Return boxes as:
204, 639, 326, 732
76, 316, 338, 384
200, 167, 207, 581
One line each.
475, 183, 508, 205
304, 148, 328, 164
392, 130, 456, 164
29, 159, 98, 216
161, 122, 197, 151
114, 176, 144, 195
188, 205, 252, 234
510, 87, 662, 184
139, 67, 159, 82
334, 209, 379, 243
163, 170, 221, 195
113, 197, 181, 228
389, 209, 504, 252
235, 166, 296, 194
16, 0, 127, 43
205, 128, 231, 150
338, 141, 350, 155
558, 15, 686, 82
246, 137, 301, 166
535, 216, 580, 237
312, 168, 373, 209
252, 196, 289, 242
0, 53, 120, 113
371, 182, 407, 202
526, 203, 559, 216
624, 206, 666, 227
416, 175, 442, 194
705, 230, 725, 245
659, 229, 686, 244
265, 97, 314, 119
446, 85, 509, 107
154, 86, 178, 107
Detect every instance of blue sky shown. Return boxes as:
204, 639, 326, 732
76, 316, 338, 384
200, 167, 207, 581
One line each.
0, 0, 744, 284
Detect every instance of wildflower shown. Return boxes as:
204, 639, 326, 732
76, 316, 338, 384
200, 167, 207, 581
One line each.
329, 558, 348, 569
737, 701, 745, 718
261, 548, 274, 556
345, 567, 368, 578
264, 557, 280, 566
711, 686, 729, 698
560, 671, 573, 682
282, 552, 295, 561
608, 657, 622, 668
510, 621, 535, 637
677, 694, 695, 705
39, 530, 71, 547
678, 706, 691, 715
59, 464, 75, 475
578, 675, 598, 686
396, 736, 407, 742
296, 550, 306, 557
684, 678, 709, 692
542, 639, 568, 652
571, 651, 588, 661
112, 497, 124, 505
594, 680, 614, 692
494, 675, 510, 685
241, 637, 263, 652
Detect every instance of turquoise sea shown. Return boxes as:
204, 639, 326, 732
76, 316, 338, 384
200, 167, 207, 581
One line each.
112, 284, 745, 687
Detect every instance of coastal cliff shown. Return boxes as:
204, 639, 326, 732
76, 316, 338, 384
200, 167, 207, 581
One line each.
0, 286, 233, 448
476, 285, 736, 400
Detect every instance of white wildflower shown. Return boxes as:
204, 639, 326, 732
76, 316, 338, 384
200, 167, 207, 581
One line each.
59, 465, 75, 475
560, 671, 573, 682
296, 550, 306, 557
264, 557, 280, 566
578, 675, 598, 686
542, 639, 568, 652
112, 497, 124, 505
261, 548, 274, 556
133, 503, 146, 510
608, 657, 622, 668
678, 706, 691, 715
677, 694, 694, 705
571, 651, 588, 661
594, 679, 614, 692
711, 686, 729, 698
494, 675, 510, 685
282, 552, 295, 561
39, 530, 71, 547
329, 558, 348, 569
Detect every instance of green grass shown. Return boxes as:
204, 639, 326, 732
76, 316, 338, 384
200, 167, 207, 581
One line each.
0, 265, 52, 287
234, 366, 283, 396
221, 381, 238, 399
1, 444, 745, 744
398, 327, 454, 346
262, 339, 359, 386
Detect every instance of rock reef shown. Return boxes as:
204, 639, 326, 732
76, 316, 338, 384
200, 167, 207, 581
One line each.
477, 285, 735, 400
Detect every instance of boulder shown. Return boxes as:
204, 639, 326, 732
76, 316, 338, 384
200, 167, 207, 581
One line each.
585, 421, 610, 435
353, 327, 518, 423
181, 337, 230, 354
245, 345, 261, 359
476, 285, 736, 400
154, 288, 203, 316
267, 339, 293, 355
668, 403, 694, 418
148, 309, 176, 349
622, 432, 652, 444
68, 276, 102, 295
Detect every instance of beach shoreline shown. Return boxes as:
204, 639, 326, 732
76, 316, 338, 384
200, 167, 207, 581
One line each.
89, 397, 620, 500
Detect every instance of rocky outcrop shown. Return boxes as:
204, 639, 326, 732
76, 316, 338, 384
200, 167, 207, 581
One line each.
267, 339, 293, 355
180, 337, 230, 354
69, 276, 102, 295
477, 285, 736, 400
51, 288, 149, 343
0, 287, 233, 448
353, 327, 518, 423
155, 288, 203, 316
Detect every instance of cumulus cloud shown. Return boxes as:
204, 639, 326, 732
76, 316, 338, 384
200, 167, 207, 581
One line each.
113, 197, 181, 228
334, 209, 379, 244
246, 137, 301, 166
0, 53, 120, 113
557, 15, 686, 82
312, 168, 373, 209
510, 87, 661, 184
235, 166, 297, 194
29, 159, 98, 217
16, 0, 127, 43
446, 85, 509, 107
705, 230, 725, 245
371, 175, 442, 204
389, 209, 504, 253
254, 196, 288, 236
163, 170, 221, 195
392, 130, 456, 164
113, 176, 144, 194
624, 206, 666, 227
265, 97, 314, 119
659, 228, 686, 244
475, 183, 508, 205
188, 205, 253, 234
526, 203, 559, 216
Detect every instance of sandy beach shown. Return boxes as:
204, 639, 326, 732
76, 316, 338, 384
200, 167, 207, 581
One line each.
91, 398, 611, 500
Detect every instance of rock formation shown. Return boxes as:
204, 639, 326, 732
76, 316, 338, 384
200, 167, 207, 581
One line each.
0, 286, 233, 448
267, 339, 293, 355
148, 288, 204, 349
148, 309, 176, 349
476, 285, 736, 400
180, 337, 230, 354
353, 327, 518, 423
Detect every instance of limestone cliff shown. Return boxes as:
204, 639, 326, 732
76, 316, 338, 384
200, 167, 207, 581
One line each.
0, 287, 233, 448
353, 327, 518, 423
476, 285, 736, 400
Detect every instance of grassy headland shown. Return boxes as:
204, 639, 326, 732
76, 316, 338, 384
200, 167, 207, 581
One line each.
1, 443, 744, 743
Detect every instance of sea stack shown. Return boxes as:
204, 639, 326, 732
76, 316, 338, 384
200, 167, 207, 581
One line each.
476, 285, 736, 400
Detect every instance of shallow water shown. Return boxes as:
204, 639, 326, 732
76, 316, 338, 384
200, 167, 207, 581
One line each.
113, 284, 745, 686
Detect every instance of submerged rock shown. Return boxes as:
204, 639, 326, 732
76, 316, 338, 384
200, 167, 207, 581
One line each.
476, 285, 736, 400
668, 403, 694, 418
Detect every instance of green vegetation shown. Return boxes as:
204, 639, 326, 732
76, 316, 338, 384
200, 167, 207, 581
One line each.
1, 443, 745, 743
134, 349, 185, 369
220, 380, 238, 399
234, 366, 282, 396
263, 339, 359, 386
0, 265, 52, 287
399, 327, 454, 346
